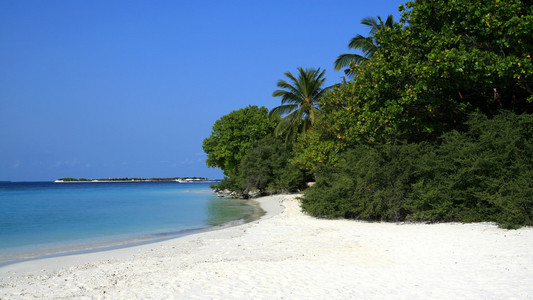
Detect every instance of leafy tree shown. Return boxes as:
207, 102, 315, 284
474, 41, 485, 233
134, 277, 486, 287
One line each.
295, 0, 533, 170
334, 15, 394, 77
238, 135, 308, 194
291, 83, 356, 171
270, 67, 331, 141
203, 106, 277, 178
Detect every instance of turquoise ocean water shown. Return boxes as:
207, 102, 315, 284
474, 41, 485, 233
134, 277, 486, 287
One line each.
0, 181, 255, 265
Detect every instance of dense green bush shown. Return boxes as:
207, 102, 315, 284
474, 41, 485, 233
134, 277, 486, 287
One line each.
302, 111, 533, 227
213, 175, 243, 194
214, 135, 309, 197
301, 142, 429, 220
409, 111, 533, 227
238, 135, 307, 194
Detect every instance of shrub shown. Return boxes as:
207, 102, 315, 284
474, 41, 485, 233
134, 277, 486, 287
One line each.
238, 135, 307, 195
302, 111, 533, 228
302, 143, 430, 221
409, 111, 533, 227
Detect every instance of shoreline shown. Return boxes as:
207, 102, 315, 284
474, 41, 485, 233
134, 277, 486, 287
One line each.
53, 181, 219, 183
2, 194, 533, 298
53, 179, 219, 183
0, 195, 282, 275
0, 195, 268, 269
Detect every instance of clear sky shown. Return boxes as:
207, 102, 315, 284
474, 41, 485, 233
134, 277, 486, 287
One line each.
0, 0, 404, 181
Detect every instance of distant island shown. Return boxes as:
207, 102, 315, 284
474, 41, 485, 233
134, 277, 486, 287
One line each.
54, 177, 218, 183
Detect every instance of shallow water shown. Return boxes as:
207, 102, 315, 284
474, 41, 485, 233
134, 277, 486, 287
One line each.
0, 181, 254, 264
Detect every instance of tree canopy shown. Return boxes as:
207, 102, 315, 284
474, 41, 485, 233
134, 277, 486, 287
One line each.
202, 105, 277, 178
294, 0, 533, 169
238, 135, 307, 194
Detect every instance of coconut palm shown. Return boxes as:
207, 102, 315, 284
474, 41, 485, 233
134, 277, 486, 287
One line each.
270, 67, 330, 140
334, 15, 394, 77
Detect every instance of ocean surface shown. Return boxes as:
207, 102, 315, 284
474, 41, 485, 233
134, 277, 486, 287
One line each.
0, 181, 256, 265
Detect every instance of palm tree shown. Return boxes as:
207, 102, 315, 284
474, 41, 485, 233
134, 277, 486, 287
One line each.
270, 67, 330, 140
334, 15, 394, 77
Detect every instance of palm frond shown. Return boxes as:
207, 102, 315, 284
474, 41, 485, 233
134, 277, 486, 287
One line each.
270, 104, 299, 117
361, 16, 380, 34
275, 80, 303, 97
334, 14, 395, 77
273, 91, 304, 106
347, 34, 368, 49
334, 53, 367, 71
384, 14, 394, 29
284, 71, 304, 96
349, 36, 376, 56
274, 110, 301, 138
271, 67, 327, 138
344, 67, 358, 78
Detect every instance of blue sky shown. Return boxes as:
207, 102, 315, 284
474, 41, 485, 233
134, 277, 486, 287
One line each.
0, 0, 404, 181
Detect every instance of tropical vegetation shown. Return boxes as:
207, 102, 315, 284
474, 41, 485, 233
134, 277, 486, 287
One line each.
270, 67, 330, 140
302, 112, 533, 228
203, 105, 277, 180
334, 15, 394, 77
203, 105, 309, 196
203, 0, 533, 227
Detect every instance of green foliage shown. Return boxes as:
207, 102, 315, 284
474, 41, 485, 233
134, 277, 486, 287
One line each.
238, 135, 308, 194
297, 0, 533, 170
393, 0, 533, 114
202, 105, 277, 177
291, 118, 345, 171
270, 67, 331, 141
292, 82, 360, 170
211, 135, 309, 196
408, 111, 533, 227
334, 15, 395, 77
203, 0, 533, 230
213, 175, 243, 193
203, 106, 308, 196
301, 143, 428, 220
302, 112, 533, 228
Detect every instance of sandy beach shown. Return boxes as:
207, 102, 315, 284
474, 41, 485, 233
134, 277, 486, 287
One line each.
1, 194, 532, 299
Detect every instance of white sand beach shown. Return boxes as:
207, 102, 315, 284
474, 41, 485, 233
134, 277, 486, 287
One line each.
1, 194, 532, 299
